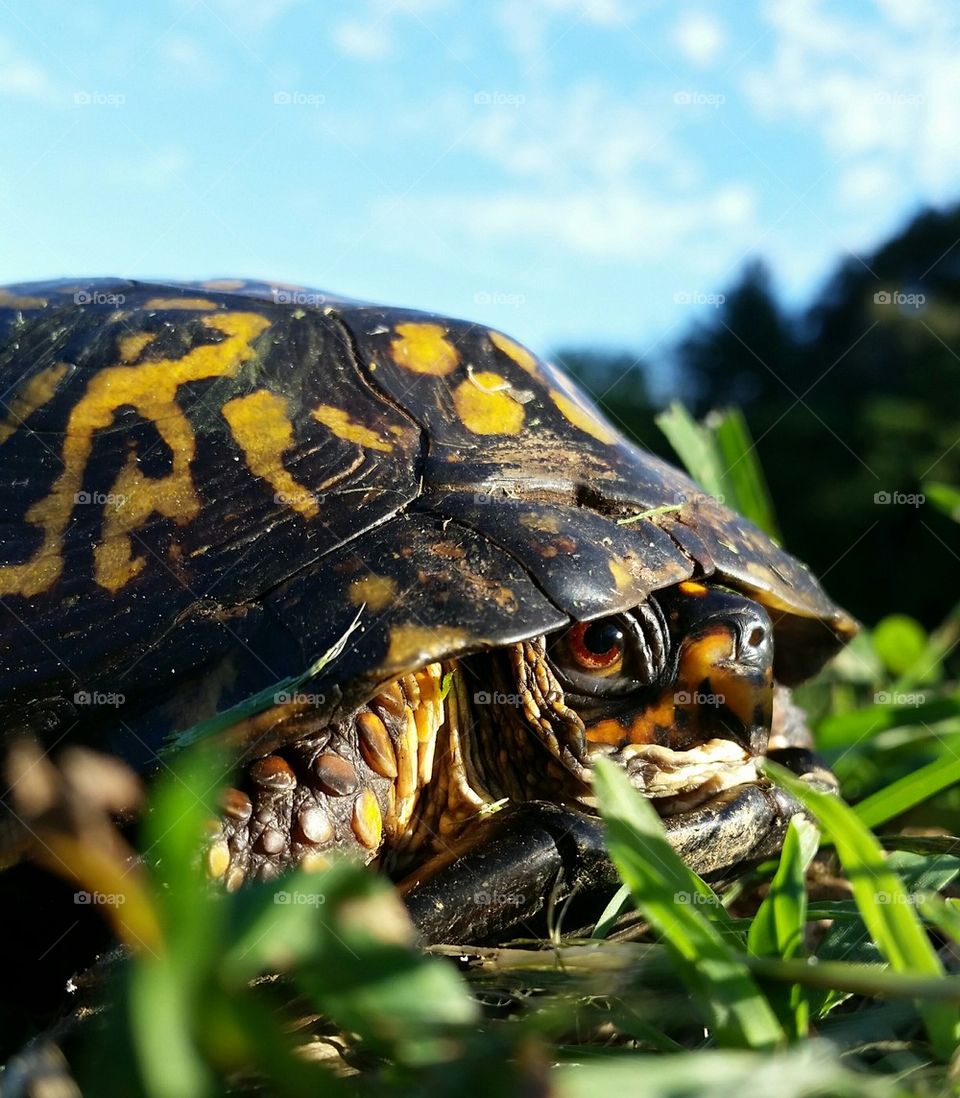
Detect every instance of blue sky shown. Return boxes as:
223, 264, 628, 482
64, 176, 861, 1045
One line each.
1, 0, 958, 376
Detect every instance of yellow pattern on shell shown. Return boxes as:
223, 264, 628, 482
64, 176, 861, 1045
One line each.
0, 311, 271, 598
118, 332, 158, 363
389, 322, 460, 375
145, 297, 218, 311
349, 573, 398, 611
0, 363, 69, 446
452, 371, 525, 435
386, 624, 468, 670
489, 330, 538, 376
222, 389, 319, 520
312, 404, 393, 452
550, 390, 618, 444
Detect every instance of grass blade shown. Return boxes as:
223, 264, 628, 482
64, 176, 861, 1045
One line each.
747, 816, 819, 1037
854, 754, 960, 829
764, 761, 960, 1059
593, 758, 783, 1049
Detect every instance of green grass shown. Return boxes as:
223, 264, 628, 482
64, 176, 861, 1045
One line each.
15, 405, 960, 1096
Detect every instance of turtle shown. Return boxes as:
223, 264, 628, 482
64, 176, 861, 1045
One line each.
0, 278, 856, 942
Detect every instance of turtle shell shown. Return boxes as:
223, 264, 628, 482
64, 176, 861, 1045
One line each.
0, 279, 855, 758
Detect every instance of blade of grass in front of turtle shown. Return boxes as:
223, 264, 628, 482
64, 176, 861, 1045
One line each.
712, 406, 781, 539
164, 608, 364, 751
763, 760, 960, 1059
854, 753, 960, 829
591, 883, 632, 939
655, 401, 727, 501
592, 758, 784, 1050
747, 816, 819, 1038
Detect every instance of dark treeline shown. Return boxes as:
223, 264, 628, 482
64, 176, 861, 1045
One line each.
556, 205, 960, 628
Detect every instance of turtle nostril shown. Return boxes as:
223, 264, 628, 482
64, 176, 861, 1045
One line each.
747, 625, 766, 649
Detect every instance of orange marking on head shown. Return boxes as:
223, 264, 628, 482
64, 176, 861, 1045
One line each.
678, 580, 708, 596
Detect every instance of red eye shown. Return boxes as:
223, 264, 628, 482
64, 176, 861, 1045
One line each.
566, 620, 625, 671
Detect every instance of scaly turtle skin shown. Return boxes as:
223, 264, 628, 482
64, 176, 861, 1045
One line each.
0, 279, 856, 939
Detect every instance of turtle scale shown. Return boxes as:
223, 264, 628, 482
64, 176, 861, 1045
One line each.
0, 279, 855, 760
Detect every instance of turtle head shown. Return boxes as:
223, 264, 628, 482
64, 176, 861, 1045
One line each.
540, 580, 782, 811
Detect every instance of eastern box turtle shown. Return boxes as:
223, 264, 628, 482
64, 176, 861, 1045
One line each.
0, 279, 856, 941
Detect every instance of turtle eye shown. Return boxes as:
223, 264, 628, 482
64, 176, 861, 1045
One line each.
565, 621, 626, 672
550, 606, 669, 699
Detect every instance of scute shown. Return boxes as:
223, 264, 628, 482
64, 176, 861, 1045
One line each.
0, 280, 854, 768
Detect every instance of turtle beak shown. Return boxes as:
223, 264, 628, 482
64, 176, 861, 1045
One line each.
673, 616, 773, 756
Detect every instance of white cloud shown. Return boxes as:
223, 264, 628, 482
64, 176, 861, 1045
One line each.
0, 37, 60, 104
463, 81, 691, 185
386, 182, 756, 263
743, 0, 960, 202
331, 20, 392, 61
673, 11, 726, 68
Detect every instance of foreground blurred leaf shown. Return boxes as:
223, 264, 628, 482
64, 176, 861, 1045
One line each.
555, 1042, 894, 1098
593, 758, 783, 1050
872, 614, 929, 677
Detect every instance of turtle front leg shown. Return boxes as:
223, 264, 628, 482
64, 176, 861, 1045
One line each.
399, 746, 835, 945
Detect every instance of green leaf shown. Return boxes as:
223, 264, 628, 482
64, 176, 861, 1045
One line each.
129, 957, 212, 1098
855, 754, 960, 828
593, 758, 783, 1050
747, 817, 819, 1038
655, 402, 779, 537
555, 1043, 889, 1098
763, 761, 960, 1060
711, 406, 780, 539
872, 614, 928, 676
656, 401, 726, 501
924, 479, 960, 522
